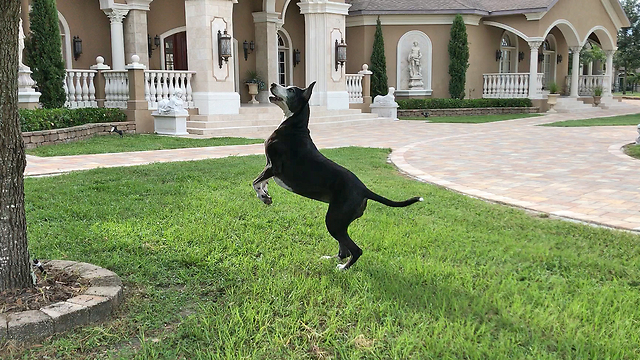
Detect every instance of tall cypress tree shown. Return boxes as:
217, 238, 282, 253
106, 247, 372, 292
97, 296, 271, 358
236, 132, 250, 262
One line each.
25, 0, 66, 109
448, 14, 469, 99
370, 17, 389, 98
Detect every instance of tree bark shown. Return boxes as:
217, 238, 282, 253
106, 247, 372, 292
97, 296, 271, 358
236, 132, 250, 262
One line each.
0, 0, 32, 291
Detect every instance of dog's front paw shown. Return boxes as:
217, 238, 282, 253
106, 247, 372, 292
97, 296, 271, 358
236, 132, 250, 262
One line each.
336, 263, 349, 271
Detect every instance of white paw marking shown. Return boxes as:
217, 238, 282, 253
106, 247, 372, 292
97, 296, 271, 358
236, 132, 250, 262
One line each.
419, 197, 424, 202
336, 263, 348, 271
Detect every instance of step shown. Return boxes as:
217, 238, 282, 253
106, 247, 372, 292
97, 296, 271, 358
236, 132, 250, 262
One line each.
187, 116, 392, 137
554, 97, 599, 113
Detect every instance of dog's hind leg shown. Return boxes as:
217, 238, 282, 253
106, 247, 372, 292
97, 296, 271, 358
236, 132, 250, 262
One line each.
325, 202, 364, 270
253, 166, 274, 205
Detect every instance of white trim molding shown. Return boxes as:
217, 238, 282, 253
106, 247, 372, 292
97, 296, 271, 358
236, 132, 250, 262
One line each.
601, 0, 630, 30
542, 19, 581, 48
348, 14, 482, 27
58, 11, 73, 69
159, 26, 187, 70
483, 21, 537, 42
298, 1, 351, 15
583, 25, 616, 51
525, 11, 547, 21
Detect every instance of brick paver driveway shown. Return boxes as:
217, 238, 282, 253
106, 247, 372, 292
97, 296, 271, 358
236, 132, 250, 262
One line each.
26, 103, 640, 231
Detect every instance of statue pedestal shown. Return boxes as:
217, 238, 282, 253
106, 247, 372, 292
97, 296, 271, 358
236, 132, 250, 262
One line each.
408, 76, 424, 90
152, 112, 189, 136
18, 66, 41, 109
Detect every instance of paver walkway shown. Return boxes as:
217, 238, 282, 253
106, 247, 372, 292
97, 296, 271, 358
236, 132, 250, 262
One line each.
25, 103, 640, 231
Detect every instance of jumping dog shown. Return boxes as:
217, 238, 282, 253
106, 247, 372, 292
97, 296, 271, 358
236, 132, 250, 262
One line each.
253, 82, 423, 270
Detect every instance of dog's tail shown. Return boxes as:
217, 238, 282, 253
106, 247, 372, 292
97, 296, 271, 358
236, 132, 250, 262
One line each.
365, 190, 423, 208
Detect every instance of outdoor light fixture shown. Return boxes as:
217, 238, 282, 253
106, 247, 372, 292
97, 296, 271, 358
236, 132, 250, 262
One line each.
148, 35, 160, 57
335, 39, 347, 71
73, 36, 82, 61
495, 50, 502, 61
518, 51, 525, 62
294, 49, 301, 67
218, 29, 232, 68
538, 53, 545, 62
243, 40, 255, 61
557, 54, 563, 64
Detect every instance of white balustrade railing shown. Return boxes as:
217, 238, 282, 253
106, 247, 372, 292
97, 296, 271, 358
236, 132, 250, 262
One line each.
536, 73, 544, 97
345, 73, 364, 104
103, 70, 129, 109
64, 70, 97, 108
145, 70, 195, 110
565, 75, 607, 96
483, 73, 530, 98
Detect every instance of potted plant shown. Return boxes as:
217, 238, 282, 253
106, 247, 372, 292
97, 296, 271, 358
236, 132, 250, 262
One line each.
547, 82, 560, 113
245, 70, 266, 104
593, 86, 603, 106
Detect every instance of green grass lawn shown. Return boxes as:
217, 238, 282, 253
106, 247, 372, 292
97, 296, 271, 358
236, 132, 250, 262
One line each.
624, 144, 640, 160
400, 113, 541, 123
541, 113, 640, 127
613, 92, 640, 99
6, 148, 640, 359
25, 134, 263, 157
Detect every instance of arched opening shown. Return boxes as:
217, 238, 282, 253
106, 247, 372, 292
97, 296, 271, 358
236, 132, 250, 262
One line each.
160, 27, 188, 70
499, 31, 518, 74
540, 35, 557, 88
58, 11, 72, 68
277, 29, 294, 86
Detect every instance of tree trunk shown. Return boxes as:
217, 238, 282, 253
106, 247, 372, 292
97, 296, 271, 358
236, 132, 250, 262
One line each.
0, 0, 32, 291
623, 71, 628, 95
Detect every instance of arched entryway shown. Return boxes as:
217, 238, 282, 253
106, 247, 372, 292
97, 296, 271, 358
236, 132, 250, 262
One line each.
160, 27, 188, 71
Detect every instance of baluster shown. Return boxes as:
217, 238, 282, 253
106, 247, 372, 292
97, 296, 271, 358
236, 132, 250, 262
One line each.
149, 72, 157, 107
81, 72, 90, 107
168, 72, 176, 98
186, 73, 193, 107
74, 71, 82, 107
155, 72, 163, 102
162, 73, 170, 100
88, 72, 96, 107
68, 71, 77, 107
145, 71, 151, 107
523, 74, 529, 98
63, 72, 70, 106
117, 72, 124, 107
178, 73, 187, 102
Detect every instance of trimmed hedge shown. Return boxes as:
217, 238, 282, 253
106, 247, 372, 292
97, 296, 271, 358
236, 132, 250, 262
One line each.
19, 108, 128, 132
397, 98, 533, 110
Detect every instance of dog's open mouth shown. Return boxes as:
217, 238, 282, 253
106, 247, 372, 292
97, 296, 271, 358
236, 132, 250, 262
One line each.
269, 95, 283, 102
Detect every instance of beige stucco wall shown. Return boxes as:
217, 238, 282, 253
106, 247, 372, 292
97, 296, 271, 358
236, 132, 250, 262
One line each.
233, 0, 262, 103
282, 0, 306, 87
148, 0, 187, 70
56, 0, 112, 69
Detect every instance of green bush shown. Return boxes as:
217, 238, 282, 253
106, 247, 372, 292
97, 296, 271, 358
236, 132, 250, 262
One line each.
25, 0, 66, 109
19, 108, 127, 132
448, 14, 469, 99
397, 98, 533, 110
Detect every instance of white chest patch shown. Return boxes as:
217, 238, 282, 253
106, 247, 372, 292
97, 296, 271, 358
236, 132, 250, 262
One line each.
273, 177, 293, 192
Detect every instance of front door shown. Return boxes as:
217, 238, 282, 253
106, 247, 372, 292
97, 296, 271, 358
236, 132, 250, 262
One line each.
164, 31, 188, 71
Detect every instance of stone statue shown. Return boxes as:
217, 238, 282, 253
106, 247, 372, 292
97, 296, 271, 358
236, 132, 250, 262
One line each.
373, 87, 397, 106
157, 89, 188, 116
407, 41, 422, 78
18, 18, 26, 69
636, 124, 640, 144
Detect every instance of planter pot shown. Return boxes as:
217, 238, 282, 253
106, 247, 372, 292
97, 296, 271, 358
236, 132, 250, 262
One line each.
593, 95, 602, 106
247, 83, 259, 104
547, 93, 559, 113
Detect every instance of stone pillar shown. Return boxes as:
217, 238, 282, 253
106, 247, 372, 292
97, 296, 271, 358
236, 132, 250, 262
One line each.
298, 0, 351, 110
359, 64, 373, 112
124, 9, 151, 69
528, 40, 543, 99
604, 50, 615, 97
252, 12, 280, 103
125, 55, 152, 133
104, 8, 129, 70
185, 0, 240, 115
90, 56, 111, 108
570, 46, 581, 98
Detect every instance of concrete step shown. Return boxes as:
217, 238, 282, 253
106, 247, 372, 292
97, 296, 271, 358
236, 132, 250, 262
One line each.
554, 97, 599, 113
598, 97, 639, 110
187, 116, 392, 137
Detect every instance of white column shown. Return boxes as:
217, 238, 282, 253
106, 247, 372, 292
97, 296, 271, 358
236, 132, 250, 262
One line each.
104, 8, 129, 70
604, 49, 615, 97
252, 12, 280, 103
298, 0, 351, 110
570, 46, 581, 98
528, 40, 542, 99
185, 0, 240, 115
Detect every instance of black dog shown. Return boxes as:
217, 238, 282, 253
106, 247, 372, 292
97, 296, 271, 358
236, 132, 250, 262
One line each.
253, 82, 422, 270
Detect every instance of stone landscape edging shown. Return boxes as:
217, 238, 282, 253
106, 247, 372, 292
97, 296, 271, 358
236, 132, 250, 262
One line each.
0, 260, 123, 344
23, 121, 136, 149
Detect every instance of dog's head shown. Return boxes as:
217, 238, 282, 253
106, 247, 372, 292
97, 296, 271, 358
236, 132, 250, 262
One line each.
269, 82, 316, 117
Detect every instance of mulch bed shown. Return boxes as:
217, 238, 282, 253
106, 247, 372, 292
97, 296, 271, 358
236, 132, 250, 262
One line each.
0, 266, 89, 314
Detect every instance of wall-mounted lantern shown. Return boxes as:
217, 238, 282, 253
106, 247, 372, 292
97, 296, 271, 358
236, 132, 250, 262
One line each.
243, 40, 255, 61
148, 34, 160, 57
518, 51, 525, 62
538, 53, 545, 62
557, 54, 563, 64
73, 36, 83, 61
335, 39, 347, 71
495, 50, 502, 62
218, 29, 232, 68
294, 49, 301, 67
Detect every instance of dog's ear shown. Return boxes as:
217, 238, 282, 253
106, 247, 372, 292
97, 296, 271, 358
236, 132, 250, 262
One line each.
303, 81, 316, 102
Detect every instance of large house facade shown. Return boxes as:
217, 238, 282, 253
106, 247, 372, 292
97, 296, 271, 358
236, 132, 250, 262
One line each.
18, 0, 630, 129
